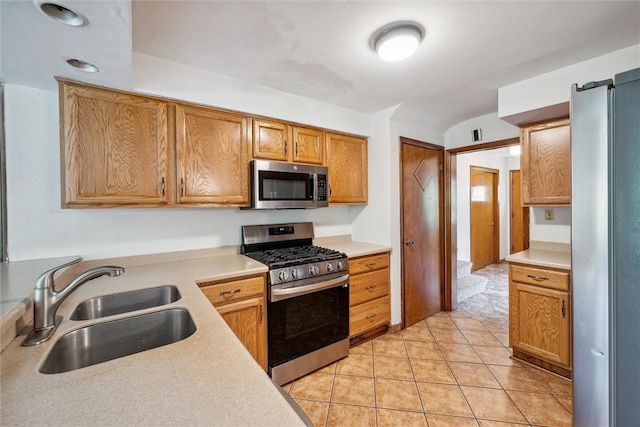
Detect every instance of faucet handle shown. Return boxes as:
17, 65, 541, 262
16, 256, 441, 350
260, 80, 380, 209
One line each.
34, 257, 83, 289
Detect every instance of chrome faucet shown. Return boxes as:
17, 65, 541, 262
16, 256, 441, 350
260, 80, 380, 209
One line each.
22, 257, 125, 346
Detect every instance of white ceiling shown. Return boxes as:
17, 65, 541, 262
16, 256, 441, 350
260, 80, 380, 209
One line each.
2, 1, 639, 132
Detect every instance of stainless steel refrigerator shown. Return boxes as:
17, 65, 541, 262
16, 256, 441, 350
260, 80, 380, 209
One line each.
571, 67, 640, 426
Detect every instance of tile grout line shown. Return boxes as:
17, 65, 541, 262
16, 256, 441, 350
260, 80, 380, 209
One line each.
401, 326, 430, 426
444, 312, 533, 427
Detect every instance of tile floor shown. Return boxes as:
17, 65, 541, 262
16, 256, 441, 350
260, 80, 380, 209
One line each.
283, 311, 573, 427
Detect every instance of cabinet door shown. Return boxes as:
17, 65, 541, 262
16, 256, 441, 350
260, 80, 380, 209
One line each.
521, 118, 571, 205
292, 126, 324, 164
510, 282, 570, 367
176, 105, 250, 206
59, 80, 169, 207
326, 133, 368, 204
216, 296, 267, 371
252, 119, 290, 162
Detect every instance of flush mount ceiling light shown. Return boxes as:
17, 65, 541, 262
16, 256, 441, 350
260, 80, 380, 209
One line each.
66, 59, 99, 73
370, 22, 424, 62
35, 1, 87, 27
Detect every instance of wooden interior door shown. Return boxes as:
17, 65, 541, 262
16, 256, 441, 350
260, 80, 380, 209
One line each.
510, 170, 530, 254
401, 139, 443, 327
470, 166, 498, 271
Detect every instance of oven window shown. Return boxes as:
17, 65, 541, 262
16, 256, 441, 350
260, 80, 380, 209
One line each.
259, 171, 313, 201
284, 289, 338, 338
268, 284, 349, 368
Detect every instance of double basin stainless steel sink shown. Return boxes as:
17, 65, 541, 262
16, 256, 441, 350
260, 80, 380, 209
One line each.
40, 286, 196, 374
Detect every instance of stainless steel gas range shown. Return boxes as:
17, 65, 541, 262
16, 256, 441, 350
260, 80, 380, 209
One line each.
242, 222, 350, 385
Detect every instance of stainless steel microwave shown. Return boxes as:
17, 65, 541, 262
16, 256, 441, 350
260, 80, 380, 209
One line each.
249, 160, 329, 209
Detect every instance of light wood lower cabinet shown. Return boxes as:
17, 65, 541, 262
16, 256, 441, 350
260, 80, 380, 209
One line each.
509, 263, 571, 377
199, 274, 267, 371
349, 252, 390, 343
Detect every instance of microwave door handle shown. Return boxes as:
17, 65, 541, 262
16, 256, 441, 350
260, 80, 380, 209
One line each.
271, 274, 349, 301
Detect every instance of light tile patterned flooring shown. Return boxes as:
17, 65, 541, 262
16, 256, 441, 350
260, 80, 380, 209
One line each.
283, 311, 573, 427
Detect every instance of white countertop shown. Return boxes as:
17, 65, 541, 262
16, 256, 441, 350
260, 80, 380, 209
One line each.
0, 254, 308, 426
315, 236, 391, 258
505, 248, 571, 270
0, 239, 390, 426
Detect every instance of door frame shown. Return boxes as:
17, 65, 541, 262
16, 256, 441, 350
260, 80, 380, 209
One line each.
509, 169, 530, 254
469, 165, 500, 270
444, 137, 519, 310
399, 136, 445, 329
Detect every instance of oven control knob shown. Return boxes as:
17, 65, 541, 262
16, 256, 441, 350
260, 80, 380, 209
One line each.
326, 262, 334, 272
278, 270, 289, 282
291, 268, 301, 279
309, 265, 320, 275
337, 261, 345, 271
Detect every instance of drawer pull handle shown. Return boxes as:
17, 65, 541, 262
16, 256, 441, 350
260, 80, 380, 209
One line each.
527, 274, 549, 282
365, 262, 376, 269
365, 284, 377, 292
562, 299, 566, 318
220, 288, 241, 297
366, 313, 377, 321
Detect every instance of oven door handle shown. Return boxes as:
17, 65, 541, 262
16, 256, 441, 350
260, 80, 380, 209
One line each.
271, 274, 349, 301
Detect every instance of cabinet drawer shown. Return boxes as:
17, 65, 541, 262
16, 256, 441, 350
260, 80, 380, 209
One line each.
350, 296, 390, 338
510, 265, 569, 291
349, 253, 390, 275
199, 275, 265, 306
350, 269, 389, 306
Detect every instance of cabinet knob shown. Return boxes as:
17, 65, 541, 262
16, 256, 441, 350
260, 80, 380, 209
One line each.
405, 239, 414, 246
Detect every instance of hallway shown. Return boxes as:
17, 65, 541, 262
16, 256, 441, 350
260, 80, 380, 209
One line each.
457, 263, 509, 328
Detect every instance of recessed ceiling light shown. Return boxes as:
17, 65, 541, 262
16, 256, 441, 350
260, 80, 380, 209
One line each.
66, 59, 99, 73
35, 1, 87, 27
371, 22, 424, 62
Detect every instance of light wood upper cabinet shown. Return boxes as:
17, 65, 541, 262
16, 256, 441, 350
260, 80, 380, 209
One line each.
520, 117, 571, 205
291, 126, 325, 165
509, 263, 571, 376
326, 133, 368, 204
176, 105, 250, 206
59, 79, 368, 208
252, 119, 290, 162
252, 120, 325, 165
59, 80, 170, 207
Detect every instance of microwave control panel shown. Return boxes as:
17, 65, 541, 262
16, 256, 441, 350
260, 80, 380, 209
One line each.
317, 174, 328, 201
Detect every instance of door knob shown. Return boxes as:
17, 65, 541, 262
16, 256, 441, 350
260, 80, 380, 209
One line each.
405, 239, 414, 246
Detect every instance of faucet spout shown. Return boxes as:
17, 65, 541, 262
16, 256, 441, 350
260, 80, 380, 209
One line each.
58, 266, 125, 302
22, 261, 125, 346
